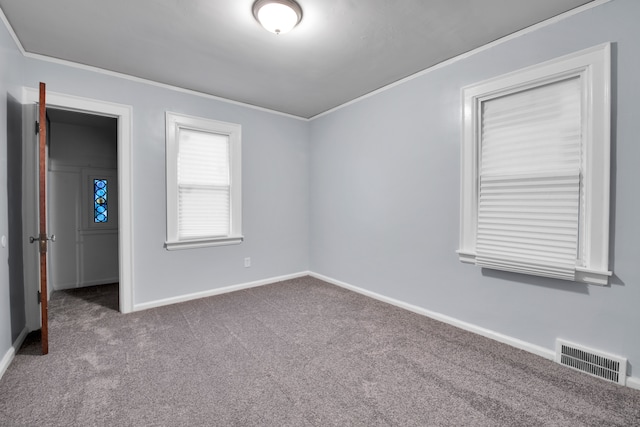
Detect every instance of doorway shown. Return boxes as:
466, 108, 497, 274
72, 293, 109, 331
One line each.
47, 108, 119, 298
22, 87, 133, 334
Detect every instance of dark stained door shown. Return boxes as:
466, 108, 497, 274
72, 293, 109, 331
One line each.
37, 82, 49, 355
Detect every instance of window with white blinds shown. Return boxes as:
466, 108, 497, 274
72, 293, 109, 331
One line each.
476, 78, 582, 280
165, 112, 242, 250
459, 44, 612, 285
178, 129, 230, 239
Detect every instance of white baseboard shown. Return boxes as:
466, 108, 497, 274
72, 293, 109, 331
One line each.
53, 277, 120, 291
0, 327, 29, 380
310, 272, 640, 390
309, 272, 555, 360
126, 270, 640, 391
133, 271, 310, 312
83, 277, 120, 287
627, 376, 640, 391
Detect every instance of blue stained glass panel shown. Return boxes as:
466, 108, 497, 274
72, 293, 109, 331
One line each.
94, 179, 108, 223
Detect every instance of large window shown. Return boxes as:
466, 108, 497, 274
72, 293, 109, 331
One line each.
458, 44, 611, 285
165, 112, 242, 250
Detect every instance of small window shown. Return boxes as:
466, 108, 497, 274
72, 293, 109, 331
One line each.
82, 169, 117, 230
458, 44, 611, 285
94, 178, 108, 223
165, 112, 242, 250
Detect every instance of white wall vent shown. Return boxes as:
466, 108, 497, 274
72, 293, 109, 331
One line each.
555, 339, 627, 385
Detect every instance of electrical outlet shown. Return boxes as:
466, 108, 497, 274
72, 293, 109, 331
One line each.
244, 257, 251, 268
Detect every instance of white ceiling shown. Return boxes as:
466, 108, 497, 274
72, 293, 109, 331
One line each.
0, 0, 595, 118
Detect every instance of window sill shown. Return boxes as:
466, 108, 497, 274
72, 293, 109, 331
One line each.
165, 235, 243, 251
456, 251, 612, 286
456, 250, 477, 265
575, 267, 612, 286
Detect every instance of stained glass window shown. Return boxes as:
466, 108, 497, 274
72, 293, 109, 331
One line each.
94, 179, 108, 223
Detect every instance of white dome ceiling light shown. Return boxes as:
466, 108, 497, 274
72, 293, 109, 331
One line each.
252, 0, 303, 35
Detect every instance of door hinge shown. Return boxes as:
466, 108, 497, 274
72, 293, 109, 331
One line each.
35, 121, 39, 135
37, 291, 41, 304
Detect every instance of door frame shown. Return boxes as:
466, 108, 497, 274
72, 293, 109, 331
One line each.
22, 87, 134, 327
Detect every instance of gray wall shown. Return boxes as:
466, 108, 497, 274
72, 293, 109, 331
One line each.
6, 92, 24, 343
2, 0, 639, 383
19, 57, 310, 307
0, 7, 309, 363
0, 15, 26, 358
310, 0, 640, 374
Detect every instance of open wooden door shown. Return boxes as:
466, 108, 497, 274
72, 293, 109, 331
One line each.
36, 82, 50, 354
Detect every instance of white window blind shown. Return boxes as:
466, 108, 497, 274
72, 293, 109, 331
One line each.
177, 129, 231, 239
459, 44, 611, 285
165, 111, 242, 250
476, 77, 582, 280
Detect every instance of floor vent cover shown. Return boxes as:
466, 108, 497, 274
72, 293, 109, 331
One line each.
556, 339, 626, 385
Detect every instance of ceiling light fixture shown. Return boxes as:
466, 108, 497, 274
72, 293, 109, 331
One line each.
253, 0, 302, 35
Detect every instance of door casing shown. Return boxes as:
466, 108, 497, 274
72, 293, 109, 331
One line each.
22, 87, 133, 331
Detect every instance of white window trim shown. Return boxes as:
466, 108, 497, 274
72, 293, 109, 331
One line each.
165, 112, 243, 250
458, 43, 612, 285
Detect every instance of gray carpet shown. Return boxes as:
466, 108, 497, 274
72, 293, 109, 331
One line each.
0, 276, 638, 426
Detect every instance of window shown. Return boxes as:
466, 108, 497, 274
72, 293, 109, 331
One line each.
94, 178, 108, 223
165, 112, 242, 250
82, 169, 118, 230
458, 44, 611, 285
